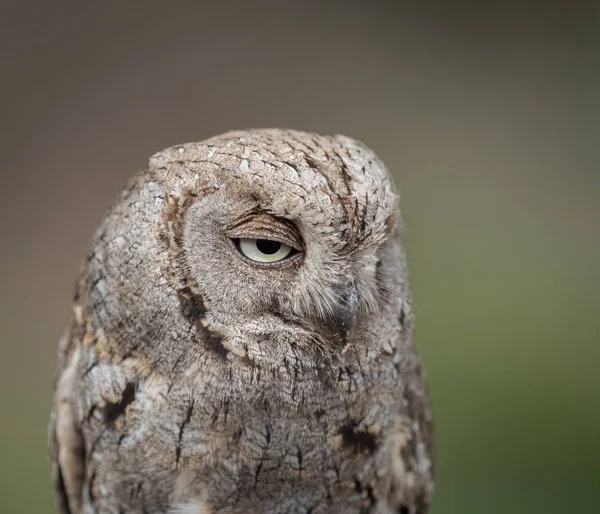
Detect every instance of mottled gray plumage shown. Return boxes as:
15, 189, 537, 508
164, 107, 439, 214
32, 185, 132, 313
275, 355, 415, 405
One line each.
49, 129, 434, 514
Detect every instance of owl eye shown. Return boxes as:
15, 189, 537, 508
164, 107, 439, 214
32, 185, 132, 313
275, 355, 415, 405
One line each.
237, 238, 294, 263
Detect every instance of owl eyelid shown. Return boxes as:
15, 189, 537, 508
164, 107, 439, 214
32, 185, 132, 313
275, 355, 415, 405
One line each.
229, 233, 301, 251
224, 219, 304, 252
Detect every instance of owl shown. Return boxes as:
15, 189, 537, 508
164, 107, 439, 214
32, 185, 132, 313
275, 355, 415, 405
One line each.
49, 129, 434, 514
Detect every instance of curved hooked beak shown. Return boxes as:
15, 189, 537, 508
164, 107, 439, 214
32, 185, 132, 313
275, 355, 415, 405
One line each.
337, 284, 359, 348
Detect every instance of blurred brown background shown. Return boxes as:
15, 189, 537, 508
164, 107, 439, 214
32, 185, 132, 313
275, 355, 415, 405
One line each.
1, 2, 598, 512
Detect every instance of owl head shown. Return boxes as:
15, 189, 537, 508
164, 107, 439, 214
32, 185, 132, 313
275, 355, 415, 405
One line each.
81, 130, 410, 388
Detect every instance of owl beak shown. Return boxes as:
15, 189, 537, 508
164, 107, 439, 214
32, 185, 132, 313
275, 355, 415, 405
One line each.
338, 285, 359, 346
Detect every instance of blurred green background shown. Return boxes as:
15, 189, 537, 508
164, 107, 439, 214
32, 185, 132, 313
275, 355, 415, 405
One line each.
1, 2, 598, 512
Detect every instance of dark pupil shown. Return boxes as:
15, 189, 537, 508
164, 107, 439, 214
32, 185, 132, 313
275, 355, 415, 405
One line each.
256, 239, 281, 255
